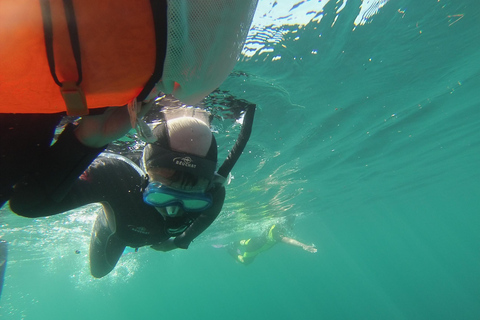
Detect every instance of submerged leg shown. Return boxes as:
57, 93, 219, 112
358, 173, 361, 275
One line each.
89, 203, 125, 278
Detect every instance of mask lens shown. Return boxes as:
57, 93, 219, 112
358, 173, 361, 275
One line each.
144, 192, 177, 206
182, 199, 211, 210
143, 182, 212, 211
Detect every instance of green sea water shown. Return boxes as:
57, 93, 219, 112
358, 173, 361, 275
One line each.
1, 0, 480, 319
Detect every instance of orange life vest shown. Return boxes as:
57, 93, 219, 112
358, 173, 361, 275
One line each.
0, 0, 158, 114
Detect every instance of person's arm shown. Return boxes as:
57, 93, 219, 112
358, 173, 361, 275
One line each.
10, 155, 142, 220
281, 236, 317, 253
75, 101, 154, 148
10, 158, 109, 217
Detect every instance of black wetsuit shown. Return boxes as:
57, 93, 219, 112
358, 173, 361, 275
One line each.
0, 109, 108, 208
11, 155, 225, 250
0, 114, 63, 207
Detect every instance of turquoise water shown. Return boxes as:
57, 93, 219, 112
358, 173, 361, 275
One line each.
1, 0, 480, 319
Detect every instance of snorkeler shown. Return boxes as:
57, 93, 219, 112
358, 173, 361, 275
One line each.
228, 217, 317, 265
10, 105, 255, 278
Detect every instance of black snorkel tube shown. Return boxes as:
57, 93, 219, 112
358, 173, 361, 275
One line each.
216, 104, 256, 184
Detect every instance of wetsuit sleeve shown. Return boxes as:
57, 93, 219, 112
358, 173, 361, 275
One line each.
9, 123, 106, 216
173, 186, 226, 249
9, 157, 129, 218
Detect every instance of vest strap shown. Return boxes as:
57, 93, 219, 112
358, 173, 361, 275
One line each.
40, 0, 87, 115
60, 81, 88, 116
136, 0, 168, 102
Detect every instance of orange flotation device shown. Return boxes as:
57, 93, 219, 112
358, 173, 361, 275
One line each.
0, 0, 164, 115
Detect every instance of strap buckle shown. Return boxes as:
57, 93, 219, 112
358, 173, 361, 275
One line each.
60, 81, 88, 116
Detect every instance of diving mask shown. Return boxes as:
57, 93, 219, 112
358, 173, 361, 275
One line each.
143, 182, 212, 212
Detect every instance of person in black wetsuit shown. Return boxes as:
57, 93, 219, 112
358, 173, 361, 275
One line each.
227, 217, 317, 265
9, 106, 255, 278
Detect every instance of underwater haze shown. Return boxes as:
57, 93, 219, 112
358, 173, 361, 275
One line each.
1, 0, 480, 319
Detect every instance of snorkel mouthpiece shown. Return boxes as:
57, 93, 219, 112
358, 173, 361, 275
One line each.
166, 206, 181, 217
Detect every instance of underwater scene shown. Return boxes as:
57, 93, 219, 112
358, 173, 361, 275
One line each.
1, 0, 480, 319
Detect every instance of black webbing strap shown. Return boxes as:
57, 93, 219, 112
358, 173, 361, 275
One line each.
40, 0, 87, 116
217, 103, 256, 178
40, 0, 60, 87
63, 0, 82, 85
136, 0, 168, 102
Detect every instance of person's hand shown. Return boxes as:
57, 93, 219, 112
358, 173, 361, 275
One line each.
150, 238, 178, 252
303, 244, 317, 253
